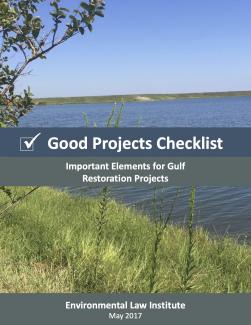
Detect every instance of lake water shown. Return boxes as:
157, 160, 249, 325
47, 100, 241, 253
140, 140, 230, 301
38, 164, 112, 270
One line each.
19, 96, 251, 241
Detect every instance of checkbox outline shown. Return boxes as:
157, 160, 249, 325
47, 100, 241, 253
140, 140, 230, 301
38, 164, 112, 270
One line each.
20, 137, 35, 152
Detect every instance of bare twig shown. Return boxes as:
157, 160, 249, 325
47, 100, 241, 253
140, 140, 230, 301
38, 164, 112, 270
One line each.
0, 187, 40, 217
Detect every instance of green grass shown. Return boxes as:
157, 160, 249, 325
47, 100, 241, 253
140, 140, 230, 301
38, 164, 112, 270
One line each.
34, 91, 251, 106
0, 187, 250, 293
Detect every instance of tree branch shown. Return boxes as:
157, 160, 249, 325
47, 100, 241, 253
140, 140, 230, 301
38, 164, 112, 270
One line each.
0, 187, 40, 217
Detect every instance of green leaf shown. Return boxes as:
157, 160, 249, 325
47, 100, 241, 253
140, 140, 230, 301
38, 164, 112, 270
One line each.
80, 2, 90, 11
32, 28, 40, 38
95, 10, 104, 17
79, 26, 85, 35
87, 23, 93, 32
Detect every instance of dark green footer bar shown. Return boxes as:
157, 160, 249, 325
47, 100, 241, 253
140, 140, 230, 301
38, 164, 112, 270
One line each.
0, 294, 250, 325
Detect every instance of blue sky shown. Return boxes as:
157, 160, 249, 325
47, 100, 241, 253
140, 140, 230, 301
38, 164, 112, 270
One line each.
15, 0, 251, 97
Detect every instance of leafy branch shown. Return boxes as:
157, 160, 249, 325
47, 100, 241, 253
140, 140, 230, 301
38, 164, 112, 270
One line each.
0, 0, 105, 127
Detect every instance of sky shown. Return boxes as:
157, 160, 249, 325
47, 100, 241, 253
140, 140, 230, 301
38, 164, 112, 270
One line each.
15, 0, 251, 98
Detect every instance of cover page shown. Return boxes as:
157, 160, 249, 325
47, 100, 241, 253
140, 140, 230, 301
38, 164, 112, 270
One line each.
0, 1, 250, 324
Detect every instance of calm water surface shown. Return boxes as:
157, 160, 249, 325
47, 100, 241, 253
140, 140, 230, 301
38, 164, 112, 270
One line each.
20, 96, 251, 240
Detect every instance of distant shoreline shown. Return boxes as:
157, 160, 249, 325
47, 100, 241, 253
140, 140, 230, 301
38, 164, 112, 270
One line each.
34, 91, 251, 106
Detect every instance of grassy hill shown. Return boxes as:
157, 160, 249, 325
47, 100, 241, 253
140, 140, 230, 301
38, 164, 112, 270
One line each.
34, 91, 251, 106
0, 187, 250, 293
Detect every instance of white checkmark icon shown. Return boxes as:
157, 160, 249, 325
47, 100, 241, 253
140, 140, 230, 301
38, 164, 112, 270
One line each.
24, 132, 42, 149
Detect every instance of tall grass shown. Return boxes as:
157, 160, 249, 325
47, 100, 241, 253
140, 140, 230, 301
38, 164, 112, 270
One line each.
149, 189, 179, 292
81, 102, 124, 289
92, 186, 109, 290
0, 187, 250, 293
83, 101, 125, 128
179, 186, 196, 292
